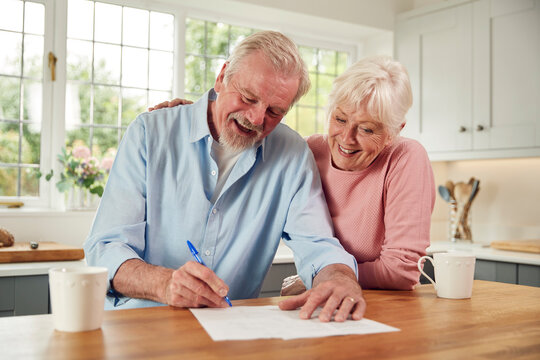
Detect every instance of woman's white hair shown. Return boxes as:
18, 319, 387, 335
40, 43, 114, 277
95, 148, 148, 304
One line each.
223, 30, 310, 108
326, 56, 413, 137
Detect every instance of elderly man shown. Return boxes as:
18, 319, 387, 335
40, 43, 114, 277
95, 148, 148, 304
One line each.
84, 31, 364, 322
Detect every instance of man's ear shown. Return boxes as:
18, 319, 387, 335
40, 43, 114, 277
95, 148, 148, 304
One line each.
214, 62, 228, 93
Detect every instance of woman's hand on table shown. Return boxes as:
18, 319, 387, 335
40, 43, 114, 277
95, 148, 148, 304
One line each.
278, 264, 366, 322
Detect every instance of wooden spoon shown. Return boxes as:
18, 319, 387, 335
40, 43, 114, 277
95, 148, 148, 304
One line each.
454, 182, 473, 240
445, 180, 456, 201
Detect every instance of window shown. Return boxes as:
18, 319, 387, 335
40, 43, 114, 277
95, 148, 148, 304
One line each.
287, 46, 349, 137
184, 18, 256, 101
0, 0, 45, 197
183, 18, 349, 137
0, 0, 357, 206
65, 0, 174, 160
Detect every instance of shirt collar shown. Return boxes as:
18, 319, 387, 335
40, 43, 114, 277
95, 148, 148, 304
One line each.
188, 88, 268, 161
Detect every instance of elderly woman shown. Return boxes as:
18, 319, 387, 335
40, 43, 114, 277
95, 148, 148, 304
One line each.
283, 56, 435, 294
151, 56, 435, 292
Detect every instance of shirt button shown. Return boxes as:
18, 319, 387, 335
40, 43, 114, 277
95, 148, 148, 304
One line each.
212, 208, 217, 214
205, 250, 211, 256
211, 170, 216, 176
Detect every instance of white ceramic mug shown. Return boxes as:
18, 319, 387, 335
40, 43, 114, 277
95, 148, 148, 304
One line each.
49, 266, 108, 332
417, 252, 476, 299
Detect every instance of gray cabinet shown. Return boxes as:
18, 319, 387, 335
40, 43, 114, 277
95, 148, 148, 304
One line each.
259, 263, 297, 298
0, 275, 49, 317
421, 257, 540, 287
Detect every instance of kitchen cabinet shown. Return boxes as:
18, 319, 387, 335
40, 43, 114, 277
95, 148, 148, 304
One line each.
396, 0, 540, 160
421, 256, 540, 287
0, 275, 49, 317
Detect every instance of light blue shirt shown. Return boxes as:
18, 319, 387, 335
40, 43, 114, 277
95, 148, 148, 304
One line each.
84, 89, 357, 309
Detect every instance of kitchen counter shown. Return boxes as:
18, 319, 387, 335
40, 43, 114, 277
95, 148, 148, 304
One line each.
272, 241, 540, 266
427, 241, 540, 266
0, 260, 86, 277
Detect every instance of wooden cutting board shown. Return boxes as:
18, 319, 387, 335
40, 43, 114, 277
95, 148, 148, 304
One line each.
0, 242, 85, 263
490, 239, 540, 254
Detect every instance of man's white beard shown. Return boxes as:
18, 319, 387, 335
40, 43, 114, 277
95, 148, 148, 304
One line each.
219, 112, 263, 151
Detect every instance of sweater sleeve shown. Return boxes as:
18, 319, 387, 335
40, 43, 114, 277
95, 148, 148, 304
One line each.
357, 140, 435, 290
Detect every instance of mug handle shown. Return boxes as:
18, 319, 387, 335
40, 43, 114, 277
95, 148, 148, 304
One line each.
417, 256, 436, 287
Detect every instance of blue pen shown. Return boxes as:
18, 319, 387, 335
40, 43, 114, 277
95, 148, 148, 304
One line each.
186, 240, 232, 307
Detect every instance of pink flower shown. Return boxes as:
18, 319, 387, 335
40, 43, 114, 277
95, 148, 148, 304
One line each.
72, 146, 91, 159
101, 157, 114, 171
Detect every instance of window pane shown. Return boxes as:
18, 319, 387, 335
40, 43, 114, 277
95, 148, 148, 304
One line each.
316, 109, 328, 134
20, 167, 39, 196
22, 123, 40, 164
230, 26, 252, 51
0, 0, 23, 32
0, 30, 22, 76
298, 73, 317, 106
65, 82, 91, 127
66, 126, 90, 149
0, 122, 19, 163
206, 22, 229, 56
185, 55, 204, 94
93, 85, 119, 125
318, 74, 335, 107
299, 46, 317, 72
185, 18, 205, 55
67, 0, 94, 40
94, 2, 121, 44
122, 47, 148, 88
297, 106, 317, 137
0, 76, 21, 120
148, 90, 171, 110
123, 7, 149, 48
319, 49, 337, 75
66, 39, 92, 81
337, 52, 348, 75
150, 12, 173, 51
23, 34, 44, 79
94, 43, 121, 85
23, 79, 42, 123
205, 58, 225, 90
24, 2, 44, 35
92, 127, 118, 156
284, 106, 297, 130
0, 167, 18, 196
149, 50, 173, 91
122, 88, 147, 126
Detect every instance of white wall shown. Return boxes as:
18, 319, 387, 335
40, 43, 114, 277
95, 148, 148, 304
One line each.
232, 0, 414, 30
431, 158, 540, 244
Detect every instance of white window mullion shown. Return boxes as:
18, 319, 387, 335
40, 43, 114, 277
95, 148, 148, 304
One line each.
49, 0, 68, 209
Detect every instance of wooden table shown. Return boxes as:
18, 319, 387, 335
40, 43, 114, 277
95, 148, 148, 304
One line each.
1, 280, 539, 359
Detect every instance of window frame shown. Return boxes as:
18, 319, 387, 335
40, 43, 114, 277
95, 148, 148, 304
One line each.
1, 0, 369, 210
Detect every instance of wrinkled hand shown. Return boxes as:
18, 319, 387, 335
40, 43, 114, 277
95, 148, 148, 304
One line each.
165, 261, 230, 308
280, 275, 307, 296
148, 98, 193, 112
278, 264, 366, 322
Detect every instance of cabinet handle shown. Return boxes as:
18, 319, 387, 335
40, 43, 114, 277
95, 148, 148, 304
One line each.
476, 125, 485, 131
459, 126, 467, 133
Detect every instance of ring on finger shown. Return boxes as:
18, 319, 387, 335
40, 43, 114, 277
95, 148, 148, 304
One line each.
346, 297, 356, 303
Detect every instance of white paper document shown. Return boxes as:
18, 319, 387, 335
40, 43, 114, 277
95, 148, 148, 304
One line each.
190, 305, 399, 341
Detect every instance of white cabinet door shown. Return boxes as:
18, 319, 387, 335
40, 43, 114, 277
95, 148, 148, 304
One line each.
396, 3, 473, 152
473, 0, 540, 150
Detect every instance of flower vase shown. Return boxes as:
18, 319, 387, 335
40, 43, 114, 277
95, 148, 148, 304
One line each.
66, 187, 99, 211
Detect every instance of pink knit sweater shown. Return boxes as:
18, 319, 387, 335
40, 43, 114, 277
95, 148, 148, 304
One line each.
307, 135, 435, 290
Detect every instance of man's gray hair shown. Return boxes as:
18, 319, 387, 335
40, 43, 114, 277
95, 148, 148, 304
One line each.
327, 56, 413, 137
223, 30, 310, 108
